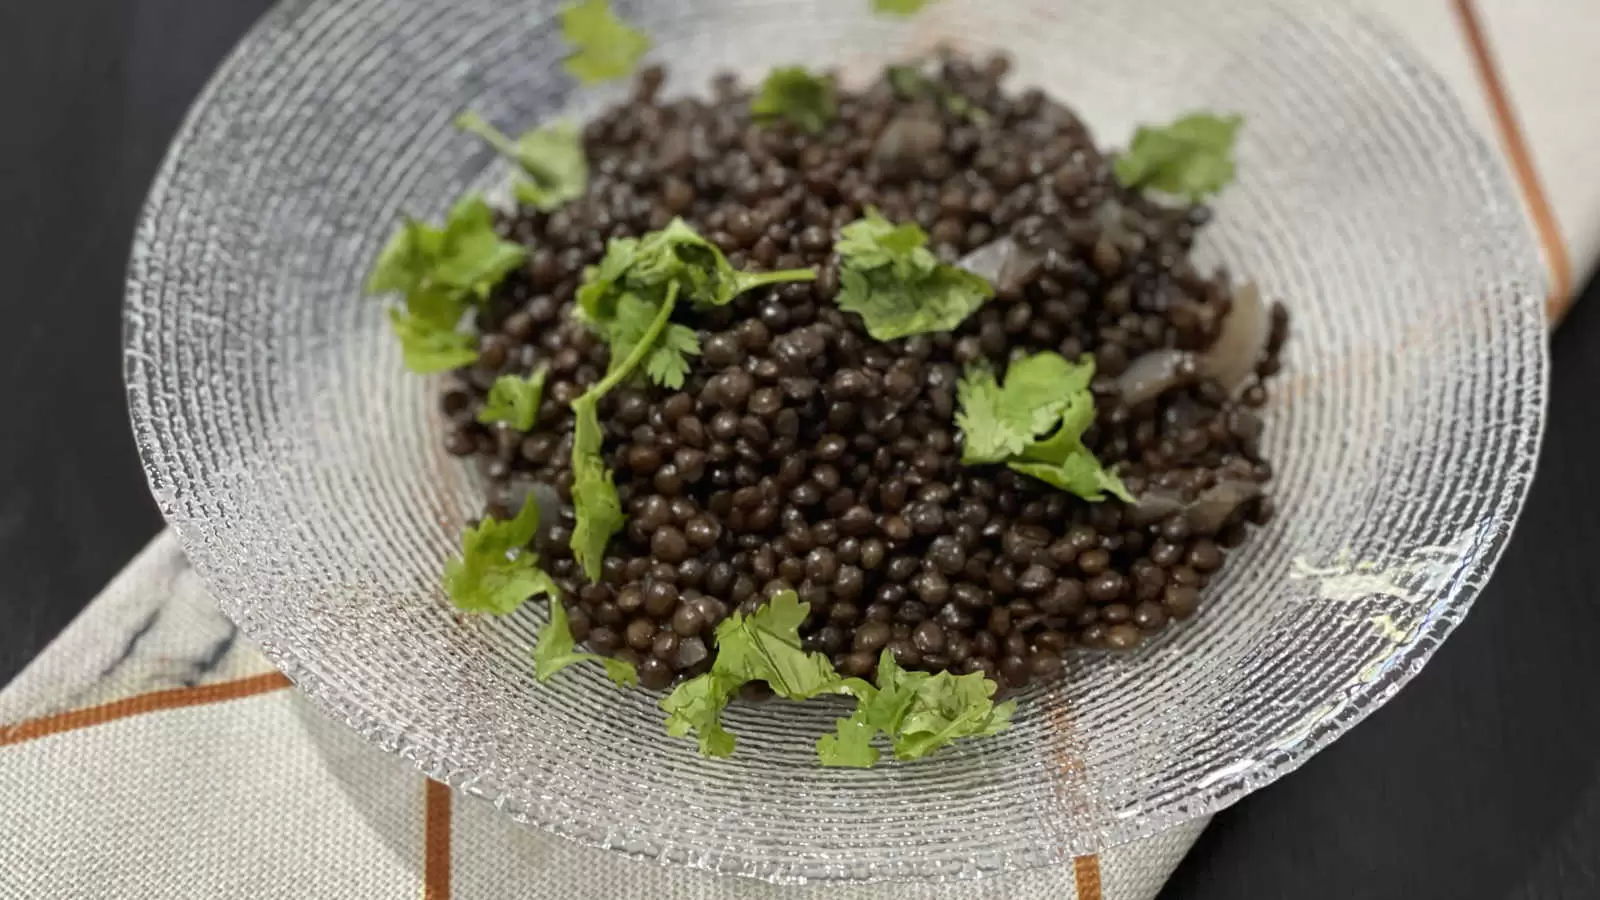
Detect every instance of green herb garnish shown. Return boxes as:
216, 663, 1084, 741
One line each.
569, 282, 679, 582
454, 112, 588, 212
817, 649, 1015, 767
751, 67, 837, 134
367, 195, 527, 302
662, 592, 869, 758
583, 218, 817, 314
567, 221, 814, 581
387, 308, 480, 374
833, 209, 993, 341
578, 218, 814, 389
535, 599, 639, 686
366, 195, 526, 373
560, 0, 651, 85
478, 369, 547, 431
955, 351, 1132, 502
872, 0, 940, 16
661, 591, 1012, 764
442, 493, 559, 615
1113, 112, 1243, 202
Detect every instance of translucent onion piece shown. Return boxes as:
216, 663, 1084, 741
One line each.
1198, 280, 1269, 392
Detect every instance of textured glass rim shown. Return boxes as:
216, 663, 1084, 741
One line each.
123, 0, 1549, 880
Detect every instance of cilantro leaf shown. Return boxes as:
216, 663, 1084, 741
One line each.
662, 672, 739, 757
658, 592, 1015, 763
751, 67, 837, 134
366, 221, 430, 297
433, 196, 529, 298
1007, 392, 1133, 502
645, 323, 700, 389
956, 351, 1093, 464
873, 0, 939, 16
534, 599, 639, 686
834, 210, 993, 341
569, 394, 626, 583
953, 366, 1023, 464
1010, 454, 1134, 504
662, 592, 867, 758
626, 218, 815, 309
560, 0, 650, 85
1004, 352, 1095, 432
577, 219, 812, 387
835, 210, 935, 274
816, 706, 881, 767
367, 194, 527, 373
596, 293, 683, 382
886, 662, 1015, 761
955, 352, 1129, 502
368, 196, 526, 302
710, 592, 845, 699
818, 650, 1015, 765
477, 369, 547, 431
454, 112, 588, 212
388, 307, 479, 374
442, 494, 559, 615
1113, 112, 1243, 202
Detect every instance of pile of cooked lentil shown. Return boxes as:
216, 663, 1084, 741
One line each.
433, 55, 1287, 694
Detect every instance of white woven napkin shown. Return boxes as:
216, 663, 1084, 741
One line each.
0, 533, 1204, 900
0, 2, 1589, 897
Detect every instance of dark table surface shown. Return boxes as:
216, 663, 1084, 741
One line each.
3, 2, 1597, 897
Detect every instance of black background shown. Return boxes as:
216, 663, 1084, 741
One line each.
2, 2, 1596, 897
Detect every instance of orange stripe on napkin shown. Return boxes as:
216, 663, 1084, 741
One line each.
424, 778, 453, 900
1073, 854, 1103, 900
0, 671, 292, 747
1452, 0, 1575, 321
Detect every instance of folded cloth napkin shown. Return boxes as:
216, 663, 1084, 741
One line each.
0, 2, 1589, 897
0, 533, 1206, 900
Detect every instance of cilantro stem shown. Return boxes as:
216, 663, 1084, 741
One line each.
737, 268, 817, 292
588, 283, 680, 400
455, 111, 562, 189
567, 283, 681, 582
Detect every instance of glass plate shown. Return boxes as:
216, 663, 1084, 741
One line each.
124, 0, 1547, 883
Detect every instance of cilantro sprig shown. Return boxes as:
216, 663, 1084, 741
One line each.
442, 494, 559, 615
662, 591, 1012, 763
833, 209, 993, 341
580, 218, 816, 327
455, 112, 588, 212
751, 67, 837, 135
956, 352, 1133, 502
366, 195, 527, 373
1113, 112, 1243, 202
442, 489, 638, 685
567, 220, 814, 581
478, 369, 547, 431
576, 219, 813, 392
560, 0, 650, 84
568, 284, 677, 582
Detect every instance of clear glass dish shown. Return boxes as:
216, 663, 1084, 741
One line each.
124, 0, 1547, 883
